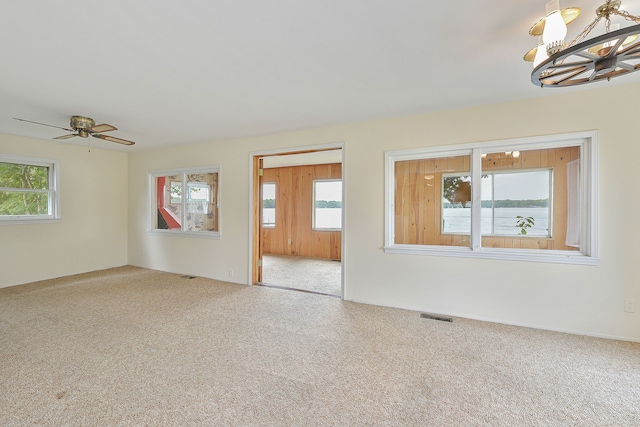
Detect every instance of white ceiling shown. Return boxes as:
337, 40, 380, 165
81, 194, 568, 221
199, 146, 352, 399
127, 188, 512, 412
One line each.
2, 0, 640, 152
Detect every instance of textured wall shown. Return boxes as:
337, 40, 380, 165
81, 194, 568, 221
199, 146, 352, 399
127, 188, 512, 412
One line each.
122, 82, 638, 341
0, 134, 128, 288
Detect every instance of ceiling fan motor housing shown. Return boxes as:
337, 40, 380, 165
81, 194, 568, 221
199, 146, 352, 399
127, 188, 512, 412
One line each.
70, 116, 95, 131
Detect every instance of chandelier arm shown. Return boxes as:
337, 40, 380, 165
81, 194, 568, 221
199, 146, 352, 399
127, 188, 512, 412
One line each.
616, 61, 636, 71
620, 51, 640, 59
552, 66, 592, 84
569, 51, 600, 61
617, 39, 640, 55
546, 59, 594, 69
604, 37, 626, 57
547, 64, 593, 80
541, 67, 589, 86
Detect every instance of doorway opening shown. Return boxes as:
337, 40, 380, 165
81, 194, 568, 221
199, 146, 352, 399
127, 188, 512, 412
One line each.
250, 145, 344, 298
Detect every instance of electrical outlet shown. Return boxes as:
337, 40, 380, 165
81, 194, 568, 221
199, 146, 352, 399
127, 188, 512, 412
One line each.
287, 239, 292, 245
625, 299, 635, 313
229, 269, 234, 278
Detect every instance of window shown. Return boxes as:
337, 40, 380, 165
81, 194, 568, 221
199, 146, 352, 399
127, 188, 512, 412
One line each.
262, 182, 276, 228
385, 131, 598, 264
0, 156, 59, 223
149, 166, 220, 238
313, 179, 342, 230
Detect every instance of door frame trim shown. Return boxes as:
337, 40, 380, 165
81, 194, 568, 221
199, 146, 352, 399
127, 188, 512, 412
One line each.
248, 141, 345, 298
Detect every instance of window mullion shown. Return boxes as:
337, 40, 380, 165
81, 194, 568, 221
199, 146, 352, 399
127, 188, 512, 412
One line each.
470, 149, 483, 250
491, 174, 495, 235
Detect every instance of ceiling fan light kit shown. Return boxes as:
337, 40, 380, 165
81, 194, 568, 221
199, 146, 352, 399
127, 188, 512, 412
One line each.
14, 115, 135, 146
525, 0, 640, 87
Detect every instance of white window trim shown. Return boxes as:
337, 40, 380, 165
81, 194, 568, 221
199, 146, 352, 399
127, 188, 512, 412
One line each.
0, 154, 60, 224
312, 178, 343, 231
147, 165, 221, 239
384, 131, 599, 265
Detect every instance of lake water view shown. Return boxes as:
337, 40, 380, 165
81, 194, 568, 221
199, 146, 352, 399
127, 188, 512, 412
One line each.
264, 207, 547, 236
444, 207, 549, 235
263, 208, 342, 229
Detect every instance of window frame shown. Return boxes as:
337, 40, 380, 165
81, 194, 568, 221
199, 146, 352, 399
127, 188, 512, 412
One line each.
0, 155, 60, 224
312, 178, 343, 231
148, 165, 221, 239
384, 131, 599, 265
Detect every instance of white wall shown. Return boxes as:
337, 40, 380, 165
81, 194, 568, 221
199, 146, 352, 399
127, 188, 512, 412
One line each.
0, 134, 128, 288
128, 82, 634, 342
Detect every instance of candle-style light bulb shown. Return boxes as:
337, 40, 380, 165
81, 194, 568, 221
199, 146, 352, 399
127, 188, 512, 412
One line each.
533, 37, 548, 68
543, 0, 567, 55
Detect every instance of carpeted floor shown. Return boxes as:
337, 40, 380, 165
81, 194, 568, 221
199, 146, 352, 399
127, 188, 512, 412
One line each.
261, 254, 341, 296
1, 266, 639, 426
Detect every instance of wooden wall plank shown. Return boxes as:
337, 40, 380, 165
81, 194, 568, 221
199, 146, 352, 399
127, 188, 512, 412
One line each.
521, 149, 541, 168
395, 161, 410, 244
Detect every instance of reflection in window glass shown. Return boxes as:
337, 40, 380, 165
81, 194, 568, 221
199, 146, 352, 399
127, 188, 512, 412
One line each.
170, 181, 181, 203
442, 174, 472, 235
152, 168, 219, 235
262, 182, 275, 227
481, 170, 551, 237
185, 173, 216, 232
314, 180, 342, 230
156, 175, 182, 230
394, 155, 471, 247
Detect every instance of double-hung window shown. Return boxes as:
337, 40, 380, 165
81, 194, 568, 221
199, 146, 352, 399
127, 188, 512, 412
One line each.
0, 155, 59, 223
262, 182, 276, 228
313, 179, 342, 230
149, 166, 220, 238
384, 131, 598, 264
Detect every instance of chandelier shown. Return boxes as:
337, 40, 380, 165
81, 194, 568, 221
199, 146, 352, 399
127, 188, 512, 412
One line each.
524, 0, 640, 87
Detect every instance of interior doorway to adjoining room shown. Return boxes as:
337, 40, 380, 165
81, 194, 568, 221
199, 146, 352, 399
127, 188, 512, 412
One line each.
250, 146, 344, 298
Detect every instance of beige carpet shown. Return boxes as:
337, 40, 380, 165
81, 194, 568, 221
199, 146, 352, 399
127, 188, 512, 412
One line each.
1, 266, 639, 426
261, 254, 341, 296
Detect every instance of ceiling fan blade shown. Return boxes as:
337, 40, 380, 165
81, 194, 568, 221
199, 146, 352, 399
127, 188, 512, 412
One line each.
13, 118, 74, 132
88, 123, 117, 133
91, 133, 135, 146
53, 134, 79, 140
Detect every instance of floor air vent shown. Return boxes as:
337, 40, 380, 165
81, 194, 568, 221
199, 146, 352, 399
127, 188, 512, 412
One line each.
420, 313, 453, 322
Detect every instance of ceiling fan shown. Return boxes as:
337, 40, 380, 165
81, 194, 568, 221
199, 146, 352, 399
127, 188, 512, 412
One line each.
14, 115, 135, 146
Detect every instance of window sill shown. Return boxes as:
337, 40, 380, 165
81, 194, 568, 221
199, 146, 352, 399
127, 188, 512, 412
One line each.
147, 230, 221, 240
441, 233, 553, 239
383, 244, 599, 266
0, 217, 61, 225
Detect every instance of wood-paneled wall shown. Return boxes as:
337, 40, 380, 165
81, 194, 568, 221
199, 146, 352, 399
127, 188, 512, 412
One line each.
394, 147, 580, 251
262, 163, 341, 260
